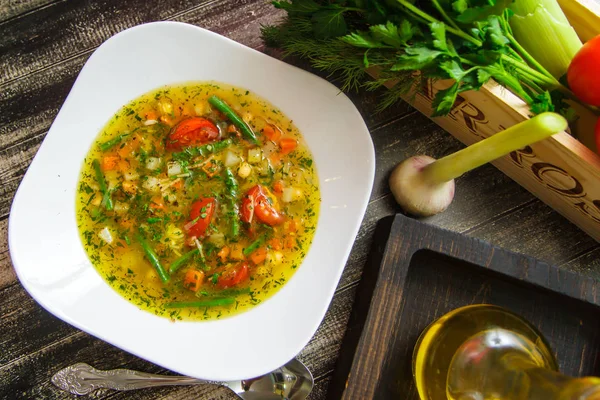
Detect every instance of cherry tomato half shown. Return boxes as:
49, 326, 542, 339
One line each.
166, 117, 219, 150
186, 197, 216, 238
240, 185, 284, 226
217, 262, 249, 288
567, 34, 600, 107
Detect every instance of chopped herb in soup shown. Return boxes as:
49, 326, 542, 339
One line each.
76, 82, 320, 321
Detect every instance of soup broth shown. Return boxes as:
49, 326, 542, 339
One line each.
76, 82, 320, 321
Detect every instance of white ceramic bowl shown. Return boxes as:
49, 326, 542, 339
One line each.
9, 22, 374, 381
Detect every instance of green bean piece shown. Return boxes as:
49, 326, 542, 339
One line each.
169, 248, 199, 273
224, 168, 239, 198
228, 202, 240, 238
243, 235, 267, 256
98, 133, 130, 152
208, 95, 260, 145
135, 233, 170, 283
224, 168, 240, 238
197, 138, 233, 157
92, 159, 113, 211
165, 298, 235, 308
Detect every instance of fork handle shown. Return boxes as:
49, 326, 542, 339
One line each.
51, 363, 222, 395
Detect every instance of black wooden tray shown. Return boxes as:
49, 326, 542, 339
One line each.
328, 214, 600, 399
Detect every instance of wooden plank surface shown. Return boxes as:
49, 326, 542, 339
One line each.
1, 1, 599, 399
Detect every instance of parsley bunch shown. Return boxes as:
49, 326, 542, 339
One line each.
262, 0, 581, 118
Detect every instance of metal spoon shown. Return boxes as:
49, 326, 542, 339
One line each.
51, 358, 313, 399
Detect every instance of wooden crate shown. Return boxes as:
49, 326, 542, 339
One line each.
376, 0, 600, 241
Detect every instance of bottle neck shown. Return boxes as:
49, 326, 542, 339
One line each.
447, 328, 600, 400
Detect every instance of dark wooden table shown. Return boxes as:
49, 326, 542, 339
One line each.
1, 1, 599, 399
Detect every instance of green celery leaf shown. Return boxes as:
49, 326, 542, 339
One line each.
456, 0, 514, 23
432, 82, 460, 116
341, 31, 387, 48
272, 0, 320, 14
452, 0, 468, 13
483, 16, 509, 50
459, 71, 479, 91
463, 49, 502, 65
399, 19, 417, 41
312, 9, 348, 38
477, 68, 492, 84
370, 21, 410, 48
439, 60, 466, 80
391, 46, 443, 70
430, 22, 448, 52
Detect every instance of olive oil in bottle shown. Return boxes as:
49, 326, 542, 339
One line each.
412, 305, 600, 400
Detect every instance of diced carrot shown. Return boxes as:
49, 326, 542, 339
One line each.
150, 196, 165, 211
183, 269, 205, 292
117, 159, 130, 172
230, 244, 245, 261
273, 181, 284, 194
117, 135, 142, 158
217, 246, 230, 262
268, 238, 282, 251
287, 219, 297, 233
101, 156, 120, 171
227, 124, 238, 133
145, 111, 158, 121
171, 179, 183, 190
284, 237, 295, 249
269, 152, 282, 165
279, 138, 297, 155
263, 124, 281, 142
250, 247, 268, 265
201, 159, 220, 178
122, 181, 137, 195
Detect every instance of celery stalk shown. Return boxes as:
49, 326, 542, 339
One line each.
509, 0, 582, 79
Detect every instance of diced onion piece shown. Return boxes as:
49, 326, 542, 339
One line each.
114, 202, 129, 214
157, 101, 173, 115
142, 176, 161, 192
247, 148, 262, 164
98, 227, 113, 244
91, 195, 101, 207
238, 162, 252, 179
282, 187, 302, 203
194, 102, 209, 116
166, 193, 177, 203
262, 140, 277, 158
267, 251, 284, 264
144, 119, 158, 126
124, 171, 139, 181
167, 161, 182, 176
289, 167, 304, 184
207, 233, 225, 247
224, 150, 241, 167
146, 157, 161, 171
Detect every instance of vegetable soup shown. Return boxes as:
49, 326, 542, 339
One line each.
76, 82, 320, 321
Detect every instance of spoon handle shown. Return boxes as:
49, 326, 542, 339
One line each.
51, 363, 223, 395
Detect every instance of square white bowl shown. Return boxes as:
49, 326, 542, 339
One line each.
9, 21, 374, 381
